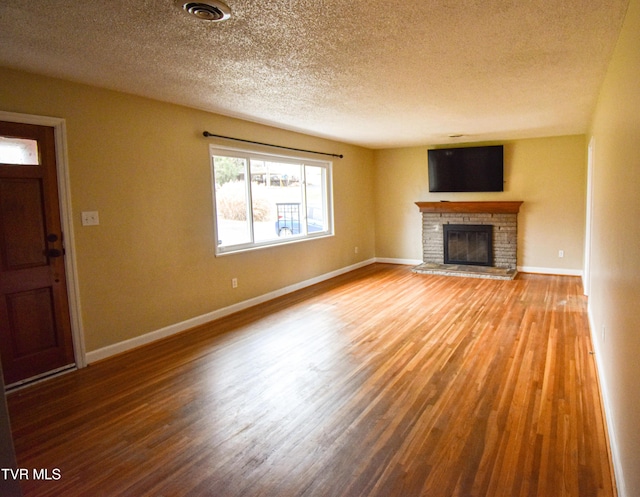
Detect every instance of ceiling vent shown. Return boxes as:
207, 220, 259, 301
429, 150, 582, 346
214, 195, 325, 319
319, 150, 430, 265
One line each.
180, 1, 231, 21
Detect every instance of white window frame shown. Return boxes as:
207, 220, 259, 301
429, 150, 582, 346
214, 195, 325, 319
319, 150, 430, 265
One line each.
210, 144, 334, 255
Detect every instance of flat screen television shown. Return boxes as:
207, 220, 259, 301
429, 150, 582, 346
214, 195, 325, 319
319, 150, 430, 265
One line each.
428, 145, 504, 192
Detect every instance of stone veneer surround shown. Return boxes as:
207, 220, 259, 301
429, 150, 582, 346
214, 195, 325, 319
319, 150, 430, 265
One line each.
414, 201, 523, 279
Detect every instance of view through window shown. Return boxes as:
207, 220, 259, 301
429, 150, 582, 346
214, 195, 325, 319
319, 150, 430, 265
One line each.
211, 146, 333, 254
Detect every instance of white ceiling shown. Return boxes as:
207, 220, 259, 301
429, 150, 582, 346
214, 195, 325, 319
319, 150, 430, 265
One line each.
0, 0, 630, 149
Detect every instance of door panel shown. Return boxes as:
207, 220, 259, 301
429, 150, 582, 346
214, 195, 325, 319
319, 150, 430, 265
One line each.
7, 288, 58, 356
1, 179, 48, 269
0, 121, 75, 386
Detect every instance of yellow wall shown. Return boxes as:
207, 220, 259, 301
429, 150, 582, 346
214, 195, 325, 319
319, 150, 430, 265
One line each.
588, 0, 640, 494
374, 136, 587, 271
0, 68, 376, 352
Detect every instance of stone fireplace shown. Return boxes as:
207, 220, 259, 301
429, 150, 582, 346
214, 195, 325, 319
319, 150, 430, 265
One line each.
413, 201, 523, 280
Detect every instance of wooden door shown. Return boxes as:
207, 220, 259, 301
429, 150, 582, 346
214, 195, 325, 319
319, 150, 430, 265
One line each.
0, 121, 75, 386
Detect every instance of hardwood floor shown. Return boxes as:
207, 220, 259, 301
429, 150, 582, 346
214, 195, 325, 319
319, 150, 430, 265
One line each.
6, 264, 615, 496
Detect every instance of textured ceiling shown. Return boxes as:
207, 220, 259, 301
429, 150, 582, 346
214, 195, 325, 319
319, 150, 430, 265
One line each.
0, 0, 630, 148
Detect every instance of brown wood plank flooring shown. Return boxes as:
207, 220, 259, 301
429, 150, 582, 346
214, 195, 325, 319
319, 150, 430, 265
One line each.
6, 263, 615, 496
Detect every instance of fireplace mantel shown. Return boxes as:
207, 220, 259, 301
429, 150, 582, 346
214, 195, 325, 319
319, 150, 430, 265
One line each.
415, 201, 523, 214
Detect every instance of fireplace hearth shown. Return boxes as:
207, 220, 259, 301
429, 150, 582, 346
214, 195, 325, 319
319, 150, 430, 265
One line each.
413, 201, 523, 280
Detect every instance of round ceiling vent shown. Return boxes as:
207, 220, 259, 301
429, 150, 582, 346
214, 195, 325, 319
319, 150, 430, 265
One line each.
180, 1, 231, 21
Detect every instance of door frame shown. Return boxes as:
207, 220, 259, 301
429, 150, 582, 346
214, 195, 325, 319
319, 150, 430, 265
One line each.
583, 136, 595, 296
0, 110, 86, 370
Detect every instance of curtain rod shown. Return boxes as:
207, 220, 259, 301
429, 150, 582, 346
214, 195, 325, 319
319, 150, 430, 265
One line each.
202, 131, 343, 159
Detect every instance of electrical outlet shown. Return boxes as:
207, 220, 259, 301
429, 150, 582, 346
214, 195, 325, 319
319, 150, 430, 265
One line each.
354, 246, 358, 254
81, 211, 100, 226
232, 278, 238, 289
558, 250, 564, 258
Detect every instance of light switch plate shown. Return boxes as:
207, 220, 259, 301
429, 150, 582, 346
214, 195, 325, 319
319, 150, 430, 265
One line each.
81, 211, 100, 226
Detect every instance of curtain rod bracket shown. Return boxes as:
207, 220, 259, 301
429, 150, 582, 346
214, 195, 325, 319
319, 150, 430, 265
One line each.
202, 131, 343, 159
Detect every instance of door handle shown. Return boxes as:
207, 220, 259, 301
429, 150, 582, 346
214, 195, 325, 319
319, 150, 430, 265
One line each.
47, 248, 63, 258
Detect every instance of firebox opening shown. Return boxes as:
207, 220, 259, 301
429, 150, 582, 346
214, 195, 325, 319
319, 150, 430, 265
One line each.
443, 224, 493, 266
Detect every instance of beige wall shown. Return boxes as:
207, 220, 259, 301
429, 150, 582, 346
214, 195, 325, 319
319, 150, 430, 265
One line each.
0, 68, 376, 353
374, 135, 587, 272
588, 0, 640, 494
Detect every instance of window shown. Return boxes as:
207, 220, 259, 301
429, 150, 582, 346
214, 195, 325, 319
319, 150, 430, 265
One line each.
211, 146, 333, 254
0, 136, 39, 165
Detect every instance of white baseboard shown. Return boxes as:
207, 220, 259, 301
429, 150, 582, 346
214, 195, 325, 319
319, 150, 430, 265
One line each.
374, 260, 584, 276
587, 306, 626, 497
373, 260, 584, 277
375, 257, 423, 265
86, 258, 376, 364
517, 266, 583, 277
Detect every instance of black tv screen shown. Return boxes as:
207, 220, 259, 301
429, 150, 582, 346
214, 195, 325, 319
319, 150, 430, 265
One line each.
428, 145, 504, 192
